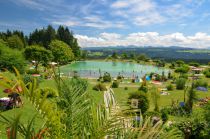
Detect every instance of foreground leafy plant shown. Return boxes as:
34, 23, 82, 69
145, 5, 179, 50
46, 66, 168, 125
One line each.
0, 69, 181, 139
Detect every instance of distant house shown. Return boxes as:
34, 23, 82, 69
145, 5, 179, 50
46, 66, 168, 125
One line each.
190, 66, 204, 74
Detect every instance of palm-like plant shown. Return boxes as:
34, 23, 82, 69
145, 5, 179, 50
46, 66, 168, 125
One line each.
0, 69, 63, 138
0, 69, 181, 139
0, 114, 48, 139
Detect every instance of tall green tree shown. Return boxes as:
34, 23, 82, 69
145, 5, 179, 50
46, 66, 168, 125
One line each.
186, 82, 197, 112
57, 26, 80, 58
176, 60, 185, 67
7, 35, 24, 49
28, 25, 56, 49
151, 86, 160, 112
49, 40, 74, 64
24, 45, 53, 71
43, 25, 56, 48
28, 29, 45, 46
13, 30, 27, 47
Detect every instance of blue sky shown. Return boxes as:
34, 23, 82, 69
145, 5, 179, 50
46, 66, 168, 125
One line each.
1, 0, 210, 48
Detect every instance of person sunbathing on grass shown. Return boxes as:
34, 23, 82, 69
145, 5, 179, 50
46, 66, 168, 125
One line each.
8, 92, 23, 108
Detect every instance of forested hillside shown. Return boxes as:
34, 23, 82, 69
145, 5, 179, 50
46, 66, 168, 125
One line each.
83, 46, 210, 63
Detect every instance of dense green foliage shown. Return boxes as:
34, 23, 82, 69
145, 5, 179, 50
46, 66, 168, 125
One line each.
40, 87, 58, 98
176, 117, 207, 139
138, 84, 148, 93
111, 81, 119, 88
189, 62, 200, 67
28, 25, 56, 49
203, 68, 210, 78
57, 26, 80, 58
167, 84, 174, 91
49, 40, 74, 64
24, 45, 53, 71
128, 91, 149, 114
186, 83, 197, 112
0, 25, 80, 59
103, 72, 112, 82
175, 65, 190, 73
204, 102, 210, 132
0, 41, 26, 73
137, 53, 149, 62
176, 78, 186, 90
22, 74, 43, 86
93, 83, 107, 91
176, 60, 185, 67
151, 87, 160, 112
7, 35, 24, 49
194, 79, 208, 88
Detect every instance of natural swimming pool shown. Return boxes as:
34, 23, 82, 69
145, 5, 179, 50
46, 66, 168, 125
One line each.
60, 61, 169, 78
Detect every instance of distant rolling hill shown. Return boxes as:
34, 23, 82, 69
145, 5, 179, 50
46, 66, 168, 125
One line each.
82, 46, 210, 64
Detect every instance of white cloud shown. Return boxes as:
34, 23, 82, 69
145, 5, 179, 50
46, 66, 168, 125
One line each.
10, 0, 206, 28
52, 15, 126, 29
111, 1, 130, 8
9, 0, 67, 12
52, 20, 79, 26
110, 0, 165, 26
75, 32, 210, 48
100, 32, 121, 40
110, 0, 202, 26
134, 12, 165, 26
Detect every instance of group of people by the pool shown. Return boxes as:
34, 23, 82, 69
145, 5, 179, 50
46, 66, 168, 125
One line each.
0, 88, 23, 111
67, 69, 165, 79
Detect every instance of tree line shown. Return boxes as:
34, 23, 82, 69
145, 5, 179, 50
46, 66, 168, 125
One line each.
0, 25, 81, 73
0, 25, 80, 57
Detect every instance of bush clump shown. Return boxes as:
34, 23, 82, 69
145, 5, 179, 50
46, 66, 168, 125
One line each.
176, 78, 186, 90
124, 87, 128, 90
175, 65, 190, 73
111, 81, 119, 88
189, 62, 200, 67
103, 72, 111, 82
117, 75, 123, 80
138, 85, 148, 93
203, 69, 210, 78
179, 74, 188, 79
40, 87, 58, 98
166, 84, 174, 91
93, 83, 107, 91
0, 43, 26, 73
160, 109, 169, 123
128, 91, 149, 114
23, 74, 43, 87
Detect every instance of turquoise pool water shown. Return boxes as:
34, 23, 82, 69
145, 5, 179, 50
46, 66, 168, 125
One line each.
60, 61, 169, 78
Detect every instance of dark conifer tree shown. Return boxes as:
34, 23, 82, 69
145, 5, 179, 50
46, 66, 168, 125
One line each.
57, 26, 66, 42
